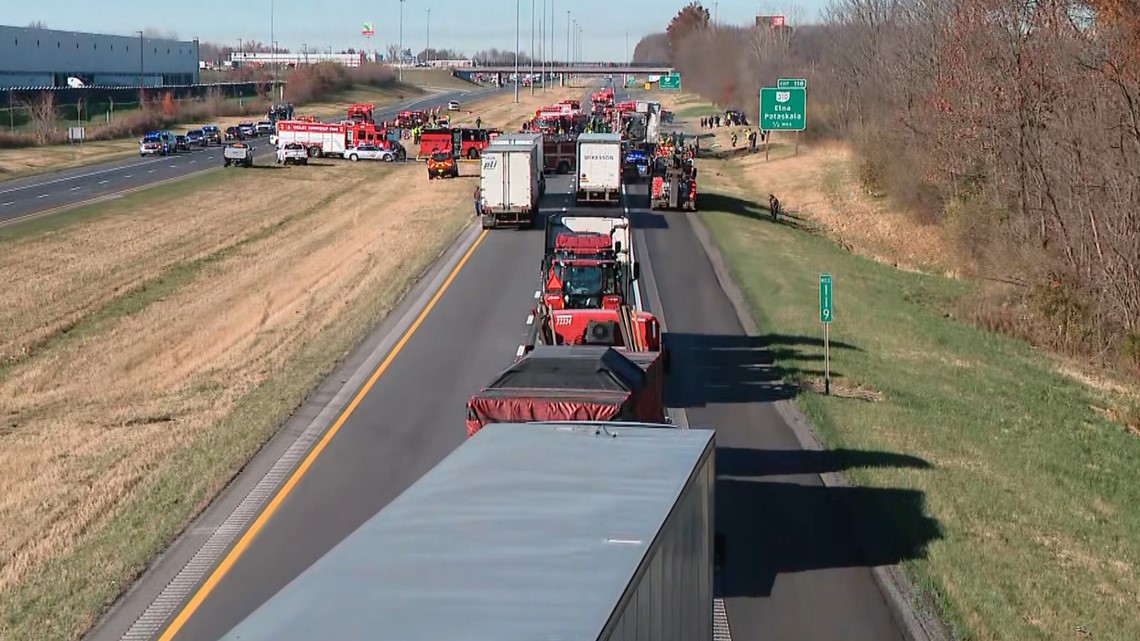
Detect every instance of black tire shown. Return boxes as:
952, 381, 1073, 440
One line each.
557, 161, 570, 174
307, 146, 320, 158
349, 154, 359, 162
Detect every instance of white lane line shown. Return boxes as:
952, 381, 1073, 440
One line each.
561, 206, 567, 212
526, 314, 534, 325
190, 160, 197, 164
713, 597, 734, 641
37, 193, 48, 198
0, 156, 163, 196
70, 186, 81, 191
169, 164, 177, 168
534, 290, 541, 299
124, 174, 133, 178
148, 169, 156, 173
516, 345, 526, 358
1, 202, 13, 207
99, 180, 109, 185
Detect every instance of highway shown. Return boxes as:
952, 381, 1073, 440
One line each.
86, 89, 918, 641
0, 86, 497, 226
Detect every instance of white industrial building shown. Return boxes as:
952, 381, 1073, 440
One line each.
230, 52, 364, 68
0, 24, 199, 88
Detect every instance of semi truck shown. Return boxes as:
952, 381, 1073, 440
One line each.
216, 422, 716, 641
541, 213, 638, 310
576, 132, 623, 205
479, 140, 542, 230
466, 345, 667, 436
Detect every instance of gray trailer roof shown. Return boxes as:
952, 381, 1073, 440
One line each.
219, 422, 714, 641
578, 132, 622, 143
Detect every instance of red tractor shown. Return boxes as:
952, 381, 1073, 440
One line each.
541, 231, 634, 311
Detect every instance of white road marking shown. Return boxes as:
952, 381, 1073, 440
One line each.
99, 180, 109, 185
148, 169, 156, 173
0, 156, 162, 196
634, 281, 644, 311
534, 290, 541, 299
516, 345, 526, 357
713, 598, 734, 641
526, 314, 534, 325
1, 202, 13, 207
190, 160, 196, 164
70, 186, 81, 191
169, 164, 177, 168
124, 174, 133, 178
37, 193, 48, 198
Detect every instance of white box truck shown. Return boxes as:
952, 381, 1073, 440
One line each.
576, 132, 622, 206
216, 422, 717, 641
479, 141, 542, 230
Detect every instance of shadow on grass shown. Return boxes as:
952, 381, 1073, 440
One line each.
665, 332, 859, 408
699, 191, 816, 233
717, 452, 942, 597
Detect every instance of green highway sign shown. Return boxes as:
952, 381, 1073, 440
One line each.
819, 273, 833, 323
760, 86, 806, 131
777, 78, 806, 89
659, 73, 681, 90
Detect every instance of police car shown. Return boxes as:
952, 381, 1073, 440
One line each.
139, 132, 169, 156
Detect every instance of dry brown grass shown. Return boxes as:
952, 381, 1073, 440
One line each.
0, 87, 554, 641
0, 161, 473, 630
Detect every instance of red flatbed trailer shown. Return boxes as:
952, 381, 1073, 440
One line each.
465, 346, 667, 437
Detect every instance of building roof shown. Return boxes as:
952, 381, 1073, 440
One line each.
219, 422, 714, 641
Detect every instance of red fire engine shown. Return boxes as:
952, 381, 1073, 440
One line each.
418, 127, 498, 159
273, 120, 395, 158
394, 110, 429, 128
346, 103, 374, 124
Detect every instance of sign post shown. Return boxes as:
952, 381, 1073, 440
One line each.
760, 84, 807, 159
819, 273, 833, 395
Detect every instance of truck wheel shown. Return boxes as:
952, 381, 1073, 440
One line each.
308, 146, 320, 158
557, 161, 570, 174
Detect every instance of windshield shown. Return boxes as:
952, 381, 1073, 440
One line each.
555, 263, 611, 296
430, 152, 451, 162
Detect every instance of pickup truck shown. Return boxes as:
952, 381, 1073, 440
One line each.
202, 125, 222, 145
223, 142, 254, 168
276, 142, 308, 166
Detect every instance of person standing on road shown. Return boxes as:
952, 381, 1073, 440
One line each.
476, 116, 482, 130
474, 186, 483, 216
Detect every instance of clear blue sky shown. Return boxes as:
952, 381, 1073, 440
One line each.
5, 1, 824, 60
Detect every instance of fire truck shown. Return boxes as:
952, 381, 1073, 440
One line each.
417, 127, 498, 159
650, 148, 698, 211
394, 109, 428, 128
273, 120, 395, 158
346, 103, 374, 124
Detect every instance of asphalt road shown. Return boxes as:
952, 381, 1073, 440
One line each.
90, 87, 913, 641
0, 87, 496, 226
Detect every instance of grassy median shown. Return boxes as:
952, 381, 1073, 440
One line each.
681, 105, 1140, 640
0, 85, 582, 641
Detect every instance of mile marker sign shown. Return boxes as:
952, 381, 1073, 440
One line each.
819, 273, 833, 324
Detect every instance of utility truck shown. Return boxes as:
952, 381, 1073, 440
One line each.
479, 140, 543, 230
576, 133, 622, 205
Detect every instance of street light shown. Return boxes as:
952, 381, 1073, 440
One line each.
515, 0, 520, 102
566, 11, 570, 83
399, 0, 405, 81
426, 8, 431, 66
137, 30, 144, 88
270, 0, 279, 101
530, 0, 535, 96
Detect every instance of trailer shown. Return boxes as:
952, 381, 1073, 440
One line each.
576, 132, 623, 206
467, 346, 666, 436
216, 422, 716, 641
479, 141, 542, 230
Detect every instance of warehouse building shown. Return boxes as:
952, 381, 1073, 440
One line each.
0, 25, 199, 89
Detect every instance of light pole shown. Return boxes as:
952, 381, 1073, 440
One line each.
566, 11, 570, 84
426, 8, 431, 66
399, 0, 405, 81
271, 0, 279, 101
137, 30, 144, 88
514, 0, 520, 102
530, 0, 535, 96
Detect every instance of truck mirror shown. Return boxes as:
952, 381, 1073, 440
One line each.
632, 262, 641, 281
614, 240, 623, 254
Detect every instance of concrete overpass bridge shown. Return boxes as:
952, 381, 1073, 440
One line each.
462, 63, 674, 75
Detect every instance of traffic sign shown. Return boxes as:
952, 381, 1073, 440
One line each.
777, 78, 806, 89
760, 86, 806, 131
362, 22, 375, 36
659, 73, 681, 90
819, 273, 833, 323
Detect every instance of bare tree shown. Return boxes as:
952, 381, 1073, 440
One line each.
141, 28, 180, 40
26, 20, 47, 29
21, 93, 57, 144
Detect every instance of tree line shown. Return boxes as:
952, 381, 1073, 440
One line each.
636, 0, 1140, 370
